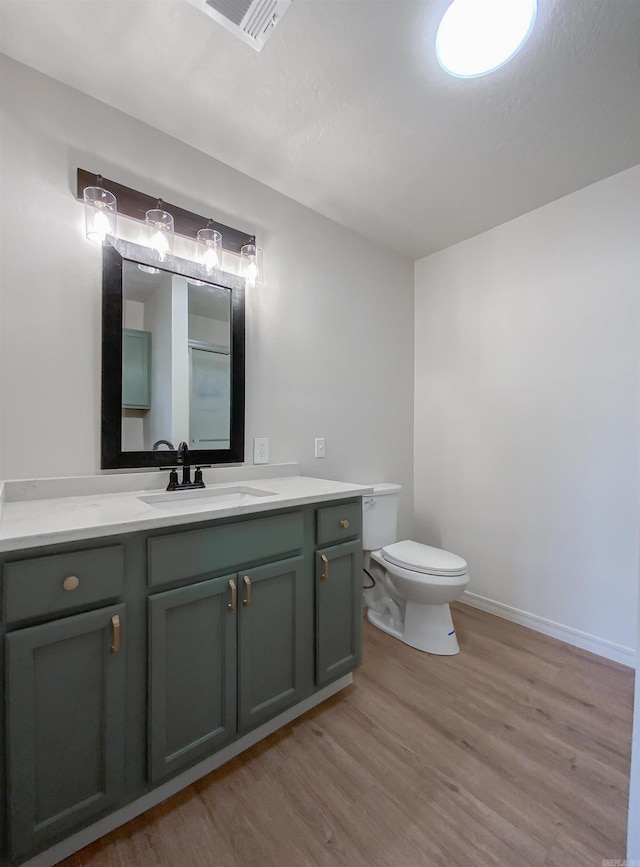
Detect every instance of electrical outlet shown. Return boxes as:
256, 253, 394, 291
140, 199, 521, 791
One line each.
314, 437, 326, 459
253, 437, 269, 464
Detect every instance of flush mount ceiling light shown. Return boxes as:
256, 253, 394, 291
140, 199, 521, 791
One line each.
436, 0, 537, 78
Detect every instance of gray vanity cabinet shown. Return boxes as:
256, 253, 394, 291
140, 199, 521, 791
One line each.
148, 574, 237, 782
148, 554, 307, 782
238, 556, 306, 731
0, 497, 363, 867
315, 540, 363, 686
6, 603, 126, 859
314, 502, 363, 687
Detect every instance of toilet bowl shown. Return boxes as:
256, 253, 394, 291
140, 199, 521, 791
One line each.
362, 486, 469, 655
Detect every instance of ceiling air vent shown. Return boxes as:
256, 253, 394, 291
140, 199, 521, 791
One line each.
187, 0, 292, 51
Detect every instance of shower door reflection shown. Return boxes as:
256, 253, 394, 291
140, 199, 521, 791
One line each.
189, 345, 231, 450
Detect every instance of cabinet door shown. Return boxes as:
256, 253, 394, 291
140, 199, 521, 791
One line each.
6, 604, 126, 859
122, 328, 151, 409
316, 541, 363, 686
148, 574, 237, 782
238, 556, 305, 731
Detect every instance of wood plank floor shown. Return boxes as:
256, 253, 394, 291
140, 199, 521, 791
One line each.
60, 604, 634, 867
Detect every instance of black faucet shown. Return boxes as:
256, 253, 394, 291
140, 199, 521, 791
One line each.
165, 442, 208, 491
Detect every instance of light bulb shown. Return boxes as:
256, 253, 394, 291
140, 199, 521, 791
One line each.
240, 242, 263, 288
202, 247, 219, 271
245, 260, 259, 286
92, 209, 111, 243
83, 185, 117, 243
151, 229, 169, 260
197, 228, 222, 277
145, 207, 174, 264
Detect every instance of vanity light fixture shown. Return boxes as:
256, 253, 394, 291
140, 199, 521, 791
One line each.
76, 169, 257, 273
197, 223, 223, 277
436, 0, 537, 78
240, 237, 264, 288
83, 175, 117, 243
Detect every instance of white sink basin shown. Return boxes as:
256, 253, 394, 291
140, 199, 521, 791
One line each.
138, 485, 277, 510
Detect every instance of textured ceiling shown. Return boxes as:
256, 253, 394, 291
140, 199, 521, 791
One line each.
1, 0, 638, 259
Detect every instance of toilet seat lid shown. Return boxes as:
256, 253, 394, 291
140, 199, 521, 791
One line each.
381, 540, 468, 576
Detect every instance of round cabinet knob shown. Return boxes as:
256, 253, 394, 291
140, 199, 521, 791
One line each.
339, 519, 350, 529
63, 575, 80, 591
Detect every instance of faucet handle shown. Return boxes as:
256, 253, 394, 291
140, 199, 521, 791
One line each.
166, 469, 179, 491
194, 465, 211, 485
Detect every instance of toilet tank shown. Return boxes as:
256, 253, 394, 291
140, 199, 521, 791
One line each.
362, 483, 401, 551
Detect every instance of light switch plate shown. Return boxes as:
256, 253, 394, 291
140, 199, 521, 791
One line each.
253, 437, 269, 464
314, 437, 326, 458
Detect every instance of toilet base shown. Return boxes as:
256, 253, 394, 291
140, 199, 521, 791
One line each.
367, 602, 460, 655
367, 608, 404, 642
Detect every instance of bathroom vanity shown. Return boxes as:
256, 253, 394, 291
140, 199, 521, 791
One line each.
0, 471, 368, 867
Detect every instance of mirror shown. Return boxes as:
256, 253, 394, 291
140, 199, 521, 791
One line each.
101, 241, 245, 469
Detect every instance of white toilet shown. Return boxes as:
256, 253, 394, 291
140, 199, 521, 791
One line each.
363, 483, 469, 655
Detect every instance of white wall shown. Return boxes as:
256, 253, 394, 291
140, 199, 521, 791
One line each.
170, 276, 190, 446
414, 167, 639, 662
145, 274, 175, 449
0, 56, 415, 533
629, 599, 640, 859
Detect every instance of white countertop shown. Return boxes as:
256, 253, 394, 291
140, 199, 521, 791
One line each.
0, 467, 372, 553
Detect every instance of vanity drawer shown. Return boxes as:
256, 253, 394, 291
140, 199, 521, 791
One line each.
148, 511, 304, 587
316, 501, 361, 546
3, 545, 124, 624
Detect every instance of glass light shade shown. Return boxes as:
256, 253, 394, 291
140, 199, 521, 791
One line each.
240, 243, 263, 288
145, 208, 175, 263
84, 186, 117, 243
197, 228, 222, 277
436, 0, 537, 78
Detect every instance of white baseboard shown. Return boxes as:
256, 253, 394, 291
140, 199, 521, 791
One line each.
460, 590, 636, 669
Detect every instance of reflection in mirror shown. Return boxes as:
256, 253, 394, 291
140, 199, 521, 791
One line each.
121, 264, 232, 452
101, 241, 245, 470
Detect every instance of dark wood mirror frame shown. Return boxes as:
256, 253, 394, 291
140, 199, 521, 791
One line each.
101, 242, 245, 470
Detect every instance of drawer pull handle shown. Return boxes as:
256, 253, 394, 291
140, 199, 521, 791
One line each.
243, 575, 252, 607
63, 575, 80, 591
228, 579, 237, 611
339, 519, 350, 529
320, 554, 329, 581
111, 614, 121, 654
